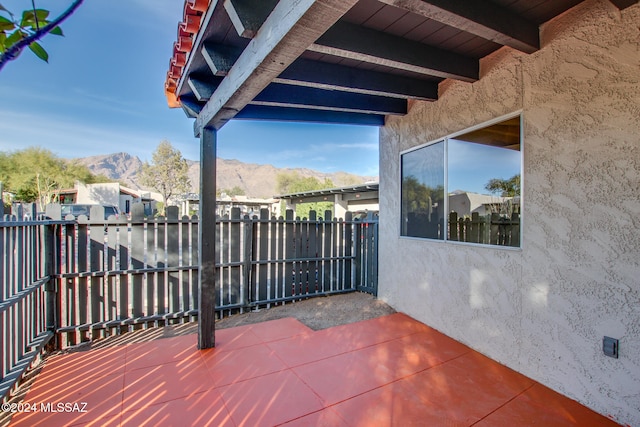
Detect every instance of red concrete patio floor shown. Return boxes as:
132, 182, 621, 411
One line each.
10, 313, 619, 426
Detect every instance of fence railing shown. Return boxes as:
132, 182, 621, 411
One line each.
54, 209, 200, 346
1, 205, 378, 399
0, 217, 58, 399
448, 211, 520, 247
54, 207, 377, 345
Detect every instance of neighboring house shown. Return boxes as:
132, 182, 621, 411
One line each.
57, 182, 161, 216
276, 183, 379, 219
217, 194, 280, 218
176, 193, 280, 218
165, 1, 640, 425
55, 188, 77, 205
448, 191, 518, 217
174, 192, 200, 216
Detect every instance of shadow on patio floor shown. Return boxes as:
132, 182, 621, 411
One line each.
5, 294, 620, 426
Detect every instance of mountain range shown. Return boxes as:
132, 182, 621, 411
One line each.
74, 152, 377, 199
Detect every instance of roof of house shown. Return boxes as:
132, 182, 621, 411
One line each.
276, 182, 378, 202
164, 0, 637, 134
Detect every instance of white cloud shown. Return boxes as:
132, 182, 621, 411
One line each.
331, 142, 378, 151
0, 85, 145, 118
270, 141, 377, 161
129, 0, 184, 23
0, 109, 161, 159
69, 88, 147, 117
259, 141, 378, 176
0, 107, 378, 176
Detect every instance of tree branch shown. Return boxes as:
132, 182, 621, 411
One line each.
0, 0, 84, 71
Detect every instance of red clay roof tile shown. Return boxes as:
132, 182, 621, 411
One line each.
165, 0, 210, 108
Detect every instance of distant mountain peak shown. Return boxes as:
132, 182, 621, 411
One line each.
73, 153, 377, 198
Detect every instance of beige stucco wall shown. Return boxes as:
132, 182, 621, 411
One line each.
76, 182, 120, 206
378, 0, 640, 424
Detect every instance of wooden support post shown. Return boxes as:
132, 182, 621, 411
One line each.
198, 127, 217, 349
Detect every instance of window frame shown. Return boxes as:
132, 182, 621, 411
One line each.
399, 112, 523, 249
400, 139, 446, 240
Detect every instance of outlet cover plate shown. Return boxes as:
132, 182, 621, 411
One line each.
603, 336, 619, 358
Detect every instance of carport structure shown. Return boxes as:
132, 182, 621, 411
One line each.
277, 182, 379, 219
165, 1, 639, 425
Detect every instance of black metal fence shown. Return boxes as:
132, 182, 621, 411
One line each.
1, 205, 378, 400
0, 217, 58, 399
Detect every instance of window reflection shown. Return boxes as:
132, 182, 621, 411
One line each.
401, 141, 445, 239
447, 117, 521, 247
400, 116, 522, 247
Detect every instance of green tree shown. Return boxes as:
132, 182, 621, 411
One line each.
484, 174, 521, 197
140, 140, 190, 214
0, 1, 84, 71
401, 176, 443, 215
276, 171, 334, 219
331, 172, 363, 187
0, 146, 109, 206
218, 185, 245, 197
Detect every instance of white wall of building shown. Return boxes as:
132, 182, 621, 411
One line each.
118, 194, 135, 215
75, 182, 120, 207
448, 193, 508, 217
75, 183, 144, 214
378, 1, 640, 425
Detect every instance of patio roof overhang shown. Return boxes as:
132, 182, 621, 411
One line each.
166, 0, 638, 136
168, 0, 639, 350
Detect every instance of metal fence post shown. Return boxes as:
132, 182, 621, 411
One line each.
43, 222, 58, 350
243, 218, 253, 306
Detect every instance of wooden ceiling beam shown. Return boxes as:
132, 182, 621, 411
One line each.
187, 75, 223, 101
310, 21, 478, 82
195, 0, 360, 134
378, 0, 540, 53
252, 83, 407, 115
223, 0, 279, 38
201, 43, 242, 76
235, 105, 385, 126
180, 95, 204, 118
275, 58, 438, 101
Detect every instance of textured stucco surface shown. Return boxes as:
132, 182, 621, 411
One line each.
378, 1, 640, 425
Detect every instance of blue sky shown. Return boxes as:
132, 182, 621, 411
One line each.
402, 138, 521, 196
447, 139, 520, 194
0, 0, 379, 177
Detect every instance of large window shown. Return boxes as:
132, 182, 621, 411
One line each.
401, 115, 521, 248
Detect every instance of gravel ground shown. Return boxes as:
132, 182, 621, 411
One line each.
87, 291, 396, 347
83, 291, 395, 349
215, 291, 395, 330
